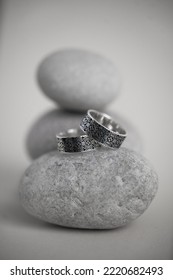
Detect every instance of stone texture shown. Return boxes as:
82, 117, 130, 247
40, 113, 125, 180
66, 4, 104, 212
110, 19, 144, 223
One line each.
19, 148, 158, 229
37, 49, 120, 111
26, 109, 143, 159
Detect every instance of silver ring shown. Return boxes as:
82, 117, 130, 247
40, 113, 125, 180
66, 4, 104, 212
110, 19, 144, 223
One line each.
80, 109, 127, 149
56, 128, 100, 153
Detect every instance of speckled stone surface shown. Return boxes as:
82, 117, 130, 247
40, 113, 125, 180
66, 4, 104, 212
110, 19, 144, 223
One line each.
26, 109, 143, 159
37, 49, 120, 111
19, 148, 158, 229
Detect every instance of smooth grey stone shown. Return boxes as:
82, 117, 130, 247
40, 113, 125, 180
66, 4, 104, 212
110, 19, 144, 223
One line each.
37, 49, 120, 111
26, 109, 143, 159
19, 148, 158, 229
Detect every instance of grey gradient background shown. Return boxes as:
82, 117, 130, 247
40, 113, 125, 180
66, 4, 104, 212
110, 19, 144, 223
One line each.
0, 0, 173, 260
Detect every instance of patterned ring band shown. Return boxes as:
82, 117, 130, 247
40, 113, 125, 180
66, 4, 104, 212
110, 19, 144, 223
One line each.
80, 109, 127, 149
56, 128, 100, 153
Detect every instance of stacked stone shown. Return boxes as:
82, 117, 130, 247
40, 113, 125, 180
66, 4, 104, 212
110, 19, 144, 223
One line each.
19, 49, 158, 229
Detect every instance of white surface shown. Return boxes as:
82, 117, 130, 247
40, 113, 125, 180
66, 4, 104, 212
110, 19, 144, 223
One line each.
0, 0, 173, 259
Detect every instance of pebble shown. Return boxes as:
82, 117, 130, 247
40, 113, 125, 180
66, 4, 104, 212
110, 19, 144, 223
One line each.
37, 49, 120, 111
19, 148, 158, 229
26, 109, 143, 159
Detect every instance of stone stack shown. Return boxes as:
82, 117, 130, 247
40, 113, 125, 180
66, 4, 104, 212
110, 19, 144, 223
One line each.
19, 49, 158, 229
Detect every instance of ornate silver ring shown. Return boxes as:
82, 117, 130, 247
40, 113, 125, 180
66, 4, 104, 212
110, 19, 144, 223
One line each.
80, 109, 127, 149
56, 128, 100, 153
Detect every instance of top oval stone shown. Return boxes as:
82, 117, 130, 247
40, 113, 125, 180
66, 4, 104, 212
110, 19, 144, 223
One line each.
37, 49, 120, 112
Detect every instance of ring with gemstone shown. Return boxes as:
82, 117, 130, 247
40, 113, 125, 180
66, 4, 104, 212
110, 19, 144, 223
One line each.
56, 128, 100, 153
80, 109, 127, 149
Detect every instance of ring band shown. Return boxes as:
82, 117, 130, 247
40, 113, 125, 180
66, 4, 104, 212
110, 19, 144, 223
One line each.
56, 128, 100, 153
80, 109, 127, 149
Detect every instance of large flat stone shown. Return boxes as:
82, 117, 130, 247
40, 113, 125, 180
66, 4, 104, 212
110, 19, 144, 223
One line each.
19, 148, 158, 229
